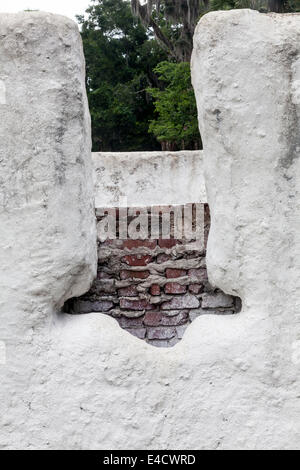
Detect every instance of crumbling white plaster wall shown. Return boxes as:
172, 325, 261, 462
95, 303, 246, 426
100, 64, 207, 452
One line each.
191, 9, 300, 445
92, 151, 206, 207
0, 11, 299, 450
0, 12, 98, 448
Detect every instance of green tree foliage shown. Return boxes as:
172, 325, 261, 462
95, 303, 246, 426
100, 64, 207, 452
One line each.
131, 0, 206, 62
148, 62, 202, 150
132, 0, 300, 61
79, 0, 300, 152
131, 0, 299, 150
210, 0, 299, 11
77, 0, 167, 151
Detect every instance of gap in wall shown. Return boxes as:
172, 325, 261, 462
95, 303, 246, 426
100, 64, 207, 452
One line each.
64, 204, 242, 347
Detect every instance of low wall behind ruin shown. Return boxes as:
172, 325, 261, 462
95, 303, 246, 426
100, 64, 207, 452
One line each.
93, 151, 207, 207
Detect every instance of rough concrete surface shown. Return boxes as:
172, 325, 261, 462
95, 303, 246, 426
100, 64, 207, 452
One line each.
0, 12, 97, 448
192, 9, 300, 448
0, 10, 299, 450
93, 151, 207, 207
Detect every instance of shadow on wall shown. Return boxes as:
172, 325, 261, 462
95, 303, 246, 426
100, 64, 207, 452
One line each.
64, 204, 242, 347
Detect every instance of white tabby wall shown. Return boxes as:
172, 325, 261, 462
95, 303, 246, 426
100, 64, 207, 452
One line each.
0, 11, 299, 450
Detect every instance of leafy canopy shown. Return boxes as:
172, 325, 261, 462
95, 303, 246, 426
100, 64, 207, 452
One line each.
148, 62, 201, 150
77, 0, 167, 151
131, 0, 300, 61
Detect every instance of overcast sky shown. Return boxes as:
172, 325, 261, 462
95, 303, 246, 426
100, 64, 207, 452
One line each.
0, 0, 92, 21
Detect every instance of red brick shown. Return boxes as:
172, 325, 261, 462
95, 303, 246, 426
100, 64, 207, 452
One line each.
188, 268, 208, 282
150, 284, 161, 296
144, 311, 163, 326
122, 254, 152, 267
164, 282, 187, 294
123, 239, 157, 250
127, 328, 146, 340
144, 311, 188, 327
118, 316, 144, 328
158, 239, 180, 248
120, 298, 152, 311
201, 292, 234, 309
162, 294, 199, 310
144, 310, 189, 327
165, 268, 187, 279
157, 253, 171, 264
120, 270, 150, 280
147, 327, 176, 340
188, 284, 203, 294
73, 300, 114, 313
118, 285, 138, 297
161, 311, 189, 326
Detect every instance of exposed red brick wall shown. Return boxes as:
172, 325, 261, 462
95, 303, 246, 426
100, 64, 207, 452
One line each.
65, 204, 241, 347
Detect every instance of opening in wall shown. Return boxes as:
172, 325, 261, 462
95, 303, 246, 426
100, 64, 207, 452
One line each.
64, 203, 242, 348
